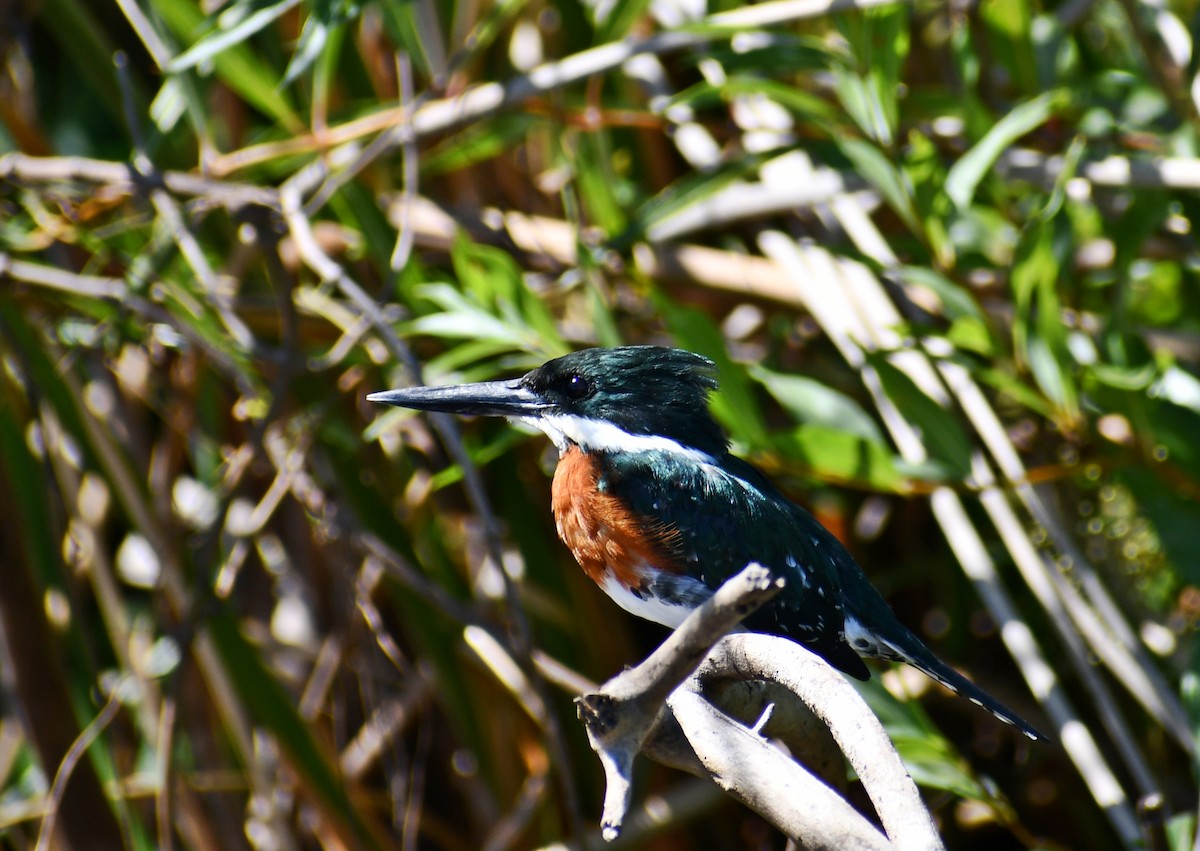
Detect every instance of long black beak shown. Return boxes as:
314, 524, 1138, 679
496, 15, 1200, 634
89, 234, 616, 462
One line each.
367, 379, 550, 418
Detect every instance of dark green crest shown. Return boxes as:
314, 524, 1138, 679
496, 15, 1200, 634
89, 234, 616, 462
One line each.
521, 346, 728, 457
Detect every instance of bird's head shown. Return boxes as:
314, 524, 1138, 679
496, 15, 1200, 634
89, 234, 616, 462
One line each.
369, 346, 728, 459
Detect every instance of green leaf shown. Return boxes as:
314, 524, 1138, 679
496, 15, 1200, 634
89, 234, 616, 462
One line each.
422, 339, 541, 380
945, 89, 1069, 208
151, 0, 300, 127
573, 131, 628, 237
1141, 397, 1200, 483
422, 116, 541, 177
1166, 812, 1198, 851
838, 138, 920, 234
165, 0, 303, 73
282, 0, 357, 87
700, 34, 834, 78
408, 284, 529, 347
1109, 190, 1171, 333
457, 0, 529, 66
718, 78, 838, 126
1120, 468, 1200, 586
377, 0, 438, 77
595, 0, 651, 42
653, 294, 770, 448
448, 234, 567, 356
902, 129, 952, 264
774, 424, 905, 492
975, 367, 1056, 418
39, 0, 138, 127
750, 365, 882, 442
1089, 361, 1157, 391
832, 5, 911, 145
854, 678, 995, 801
946, 316, 996, 356
1010, 214, 1079, 421
634, 156, 761, 241
978, 0, 1039, 94
584, 278, 622, 348
891, 266, 984, 322
429, 429, 528, 489
870, 355, 974, 479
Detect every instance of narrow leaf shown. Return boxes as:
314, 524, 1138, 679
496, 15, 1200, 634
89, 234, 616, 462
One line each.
165, 0, 303, 73
945, 89, 1069, 208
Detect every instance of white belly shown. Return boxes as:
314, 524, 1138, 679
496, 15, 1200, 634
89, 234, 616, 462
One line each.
599, 570, 712, 629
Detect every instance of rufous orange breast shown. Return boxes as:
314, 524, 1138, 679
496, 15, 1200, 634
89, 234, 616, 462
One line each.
550, 446, 682, 593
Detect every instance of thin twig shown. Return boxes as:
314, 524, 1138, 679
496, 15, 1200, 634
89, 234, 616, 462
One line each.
935, 354, 1193, 751
646, 158, 860, 242
354, 560, 410, 675
206, 0, 908, 176
400, 704, 432, 851
298, 636, 346, 720
355, 533, 483, 627
2, 152, 818, 310
0, 253, 127, 299
35, 686, 124, 851
0, 152, 277, 208
835, 197, 1179, 803
481, 771, 550, 851
999, 148, 1200, 190
974, 473, 1162, 802
51, 354, 258, 772
302, 51, 420, 220
532, 650, 598, 696
1110, 0, 1200, 127
37, 403, 163, 744
156, 697, 177, 851
388, 51, 419, 286
464, 626, 551, 727
113, 0, 174, 68
115, 53, 256, 352
340, 676, 432, 781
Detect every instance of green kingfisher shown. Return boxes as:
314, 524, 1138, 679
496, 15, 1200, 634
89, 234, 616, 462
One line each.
369, 346, 1045, 741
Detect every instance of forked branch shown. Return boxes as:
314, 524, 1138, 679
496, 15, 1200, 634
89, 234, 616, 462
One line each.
575, 566, 943, 850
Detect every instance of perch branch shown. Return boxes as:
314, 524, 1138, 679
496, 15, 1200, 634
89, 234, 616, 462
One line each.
576, 564, 782, 840
576, 566, 939, 849
669, 686, 892, 851
694, 635, 942, 851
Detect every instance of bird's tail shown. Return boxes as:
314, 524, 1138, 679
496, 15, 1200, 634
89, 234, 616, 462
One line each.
847, 615, 1048, 742
903, 641, 1047, 742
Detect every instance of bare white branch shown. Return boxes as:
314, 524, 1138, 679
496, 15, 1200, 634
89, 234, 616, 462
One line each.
696, 635, 942, 851
575, 566, 944, 849
576, 564, 782, 840
601, 565, 784, 705
669, 687, 891, 851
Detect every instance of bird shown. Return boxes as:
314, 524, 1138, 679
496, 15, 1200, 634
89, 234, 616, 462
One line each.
369, 345, 1046, 741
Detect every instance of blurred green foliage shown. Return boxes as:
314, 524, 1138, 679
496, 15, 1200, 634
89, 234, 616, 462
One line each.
2, 0, 1200, 849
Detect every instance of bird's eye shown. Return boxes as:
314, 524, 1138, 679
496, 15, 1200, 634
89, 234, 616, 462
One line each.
563, 373, 592, 400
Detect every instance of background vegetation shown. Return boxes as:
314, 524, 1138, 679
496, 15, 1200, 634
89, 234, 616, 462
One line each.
2, 0, 1200, 847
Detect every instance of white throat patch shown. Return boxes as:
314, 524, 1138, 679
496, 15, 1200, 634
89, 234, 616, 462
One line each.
520, 413, 714, 462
